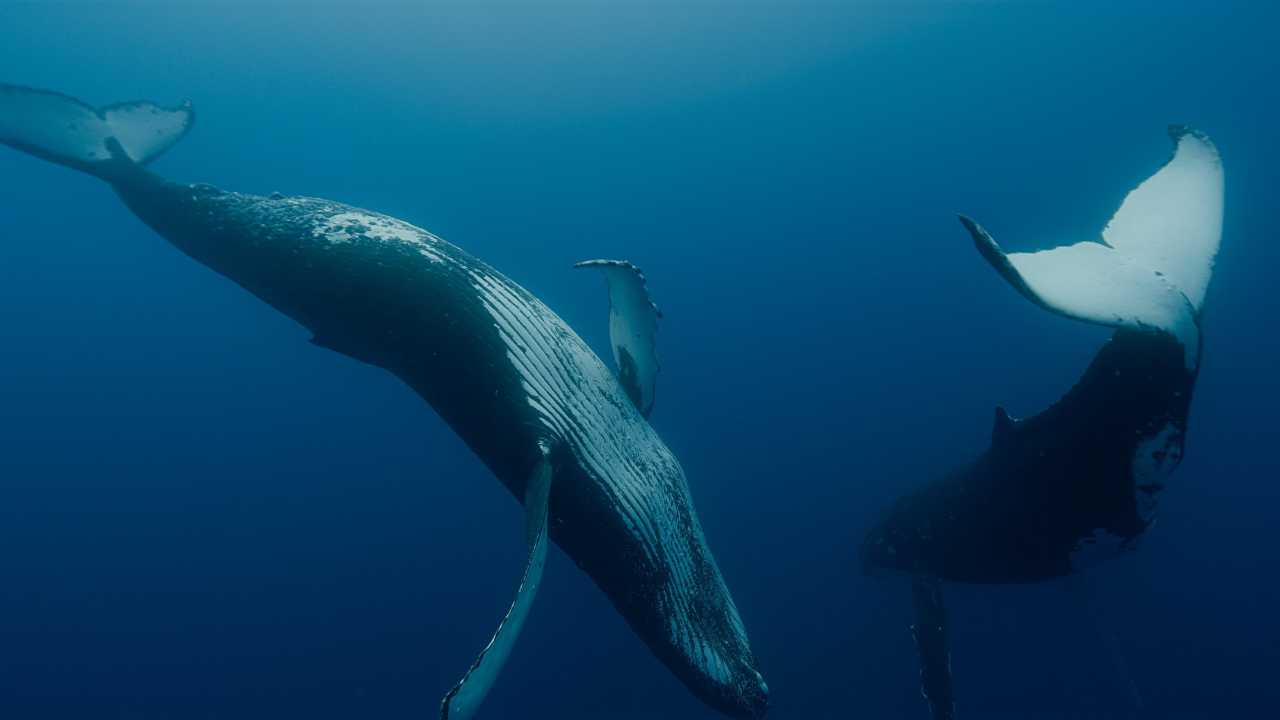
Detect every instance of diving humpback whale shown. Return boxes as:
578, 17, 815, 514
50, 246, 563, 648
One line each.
861, 127, 1224, 719
0, 84, 768, 719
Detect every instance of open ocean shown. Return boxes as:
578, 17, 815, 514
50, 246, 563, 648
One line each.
1, 2, 1277, 718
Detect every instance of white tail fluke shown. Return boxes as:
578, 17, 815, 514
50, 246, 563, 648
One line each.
0, 83, 192, 177
962, 127, 1224, 369
1101, 127, 1223, 313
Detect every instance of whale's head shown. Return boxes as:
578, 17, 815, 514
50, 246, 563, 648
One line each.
632, 546, 771, 719
547, 438, 770, 718
730, 667, 771, 719
693, 656, 771, 719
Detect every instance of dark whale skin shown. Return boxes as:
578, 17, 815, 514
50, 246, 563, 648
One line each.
863, 328, 1197, 584
106, 170, 768, 719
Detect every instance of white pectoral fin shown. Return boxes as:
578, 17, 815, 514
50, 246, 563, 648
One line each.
960, 126, 1222, 370
440, 456, 552, 720
574, 259, 661, 417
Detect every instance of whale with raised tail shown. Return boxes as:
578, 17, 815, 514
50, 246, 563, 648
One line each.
862, 127, 1224, 719
0, 83, 769, 720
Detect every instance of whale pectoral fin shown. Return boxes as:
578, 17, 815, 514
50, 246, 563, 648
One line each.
573, 259, 661, 417
910, 576, 956, 720
440, 454, 553, 720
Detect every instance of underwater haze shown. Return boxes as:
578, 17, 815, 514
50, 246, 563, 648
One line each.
1, 1, 1278, 718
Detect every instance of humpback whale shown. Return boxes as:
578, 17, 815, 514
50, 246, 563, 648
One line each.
861, 127, 1224, 719
0, 84, 769, 719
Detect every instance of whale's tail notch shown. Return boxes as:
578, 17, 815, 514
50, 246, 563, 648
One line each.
961, 126, 1223, 370
0, 83, 192, 181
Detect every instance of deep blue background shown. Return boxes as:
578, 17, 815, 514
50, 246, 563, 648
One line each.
1, 2, 1277, 718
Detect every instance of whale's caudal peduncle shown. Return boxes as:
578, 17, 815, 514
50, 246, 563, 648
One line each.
0, 83, 768, 720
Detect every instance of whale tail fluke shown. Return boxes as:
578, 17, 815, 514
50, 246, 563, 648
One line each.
0, 83, 192, 181
961, 127, 1223, 369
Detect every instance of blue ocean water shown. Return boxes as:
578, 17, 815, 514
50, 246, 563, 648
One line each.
1, 2, 1276, 718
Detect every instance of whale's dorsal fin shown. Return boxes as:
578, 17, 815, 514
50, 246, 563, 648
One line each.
440, 450, 553, 720
991, 406, 1017, 446
960, 127, 1222, 370
574, 259, 661, 417
0, 84, 192, 178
